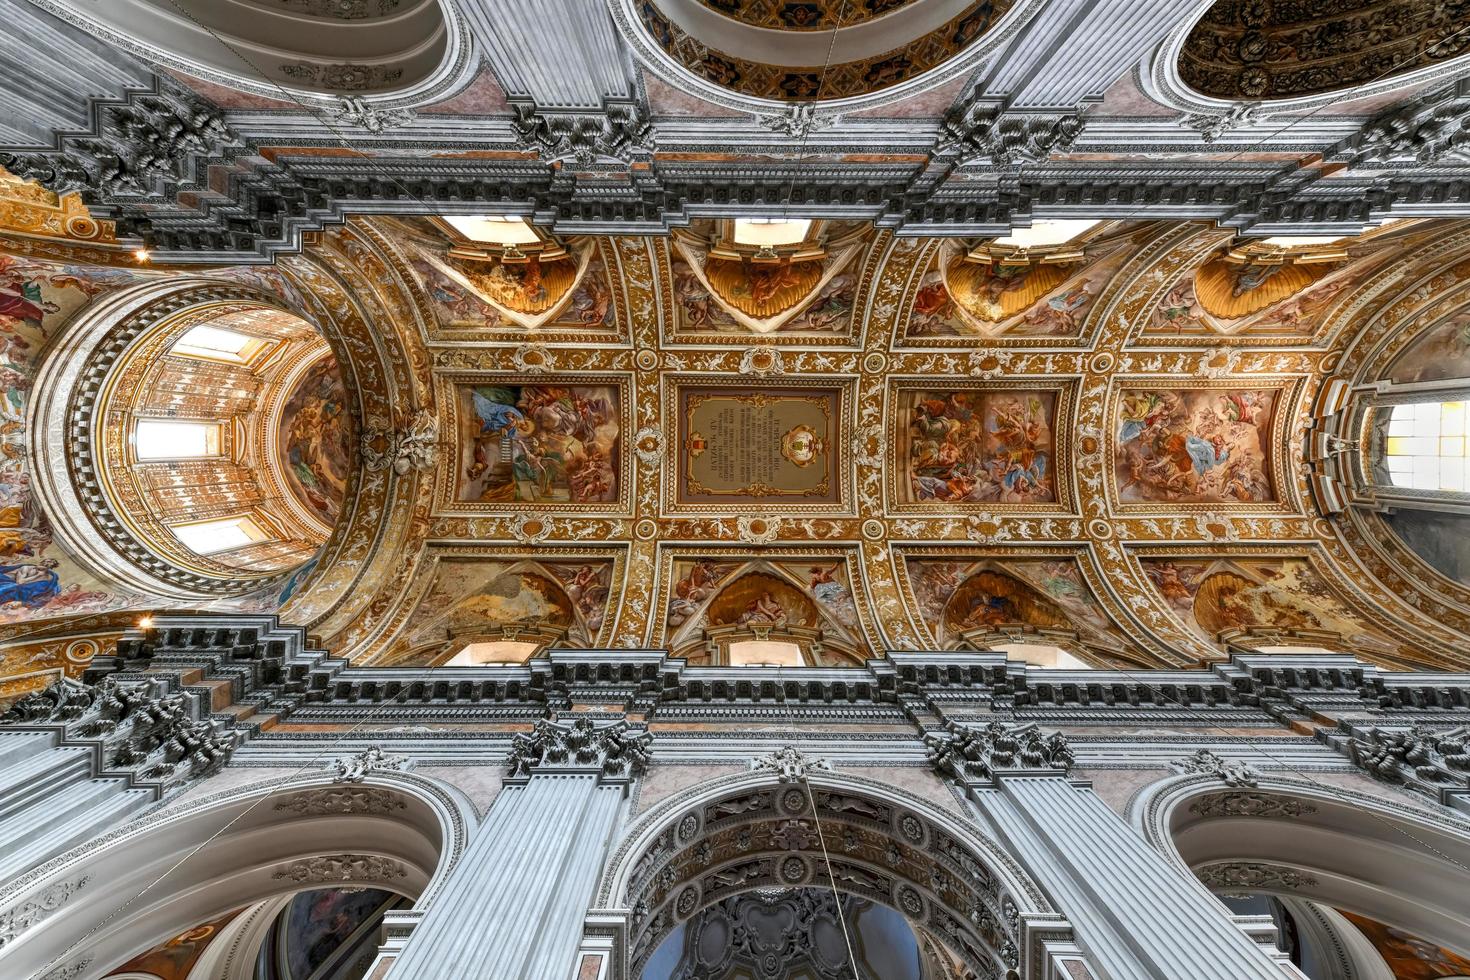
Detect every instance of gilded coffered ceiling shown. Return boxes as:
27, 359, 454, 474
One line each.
6, 208, 1470, 681
249, 214, 1470, 672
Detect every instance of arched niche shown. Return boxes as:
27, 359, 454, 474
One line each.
29, 0, 476, 106
0, 770, 476, 980
590, 768, 1074, 979
1130, 773, 1470, 962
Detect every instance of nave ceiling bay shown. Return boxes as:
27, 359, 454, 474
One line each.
3, 210, 1470, 691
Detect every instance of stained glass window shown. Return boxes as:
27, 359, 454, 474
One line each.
1384, 401, 1470, 492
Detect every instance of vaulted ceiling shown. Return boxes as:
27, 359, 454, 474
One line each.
3, 201, 1469, 682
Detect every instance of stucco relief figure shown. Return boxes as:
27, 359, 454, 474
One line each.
903, 390, 1056, 504
459, 384, 619, 504
1115, 389, 1275, 503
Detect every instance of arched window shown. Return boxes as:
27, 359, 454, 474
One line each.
1382, 400, 1470, 493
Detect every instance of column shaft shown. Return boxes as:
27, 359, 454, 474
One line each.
975, 777, 1281, 979
384, 773, 625, 980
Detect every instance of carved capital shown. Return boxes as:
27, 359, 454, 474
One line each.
510, 100, 653, 166
937, 99, 1085, 166
924, 721, 1074, 785
505, 716, 653, 779
1340, 83, 1470, 167
1343, 724, 1470, 798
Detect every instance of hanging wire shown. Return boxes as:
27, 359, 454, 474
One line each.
46, 2, 1470, 972
32, 677, 429, 978
778, 663, 862, 979
1095, 660, 1470, 875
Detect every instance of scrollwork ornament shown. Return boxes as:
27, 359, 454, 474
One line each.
1195, 861, 1318, 896
511, 343, 553, 374
737, 516, 780, 544
739, 346, 783, 377
332, 746, 407, 783
1188, 792, 1317, 819
1176, 749, 1258, 788
633, 426, 664, 466
511, 514, 553, 545
271, 854, 407, 885
0, 877, 90, 949
750, 746, 833, 783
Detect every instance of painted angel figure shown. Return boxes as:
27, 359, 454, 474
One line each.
1185, 433, 1229, 476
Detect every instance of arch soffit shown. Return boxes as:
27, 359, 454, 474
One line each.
1138, 0, 1470, 116
0, 770, 478, 978
1126, 772, 1470, 953
606, 0, 1049, 117
269, 229, 438, 652
596, 767, 1063, 977
22, 0, 480, 110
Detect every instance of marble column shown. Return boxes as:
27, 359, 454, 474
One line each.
926, 721, 1285, 980
383, 717, 652, 980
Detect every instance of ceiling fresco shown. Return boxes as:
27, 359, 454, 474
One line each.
6, 212, 1470, 686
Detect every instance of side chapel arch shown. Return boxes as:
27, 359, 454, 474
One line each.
1130, 772, 1470, 961
591, 765, 1073, 979
0, 769, 476, 980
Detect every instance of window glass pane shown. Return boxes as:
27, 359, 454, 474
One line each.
135, 421, 219, 459
1383, 402, 1470, 493
172, 516, 268, 555
170, 325, 264, 362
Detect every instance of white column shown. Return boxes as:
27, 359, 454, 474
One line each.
973, 775, 1283, 979
384, 717, 648, 980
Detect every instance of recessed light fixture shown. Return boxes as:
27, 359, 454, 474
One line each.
992, 219, 1101, 249
442, 215, 542, 246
